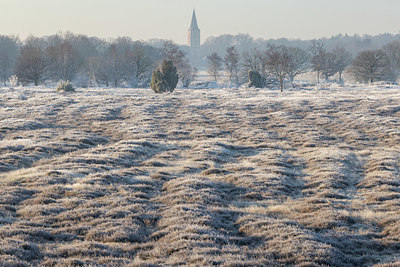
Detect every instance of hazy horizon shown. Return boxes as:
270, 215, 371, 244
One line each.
1, 0, 400, 44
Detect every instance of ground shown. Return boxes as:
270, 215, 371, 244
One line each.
0, 85, 399, 266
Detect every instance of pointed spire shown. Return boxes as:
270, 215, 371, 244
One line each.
189, 9, 199, 31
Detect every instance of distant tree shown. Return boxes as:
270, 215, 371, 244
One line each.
95, 43, 126, 87
111, 43, 128, 87
96, 57, 113, 87
242, 49, 262, 74
69, 34, 99, 60
162, 41, 186, 64
248, 70, 264, 88
181, 66, 197, 88
78, 37, 108, 87
85, 57, 104, 86
150, 60, 178, 93
15, 37, 47, 86
206, 52, 223, 81
382, 41, 400, 81
224, 46, 240, 85
93, 38, 161, 88
45, 36, 61, 81
332, 47, 352, 82
0, 35, 19, 86
320, 51, 337, 81
162, 41, 193, 86
201, 33, 256, 58
46, 38, 81, 82
87, 38, 132, 87
266, 45, 289, 91
349, 49, 390, 83
310, 41, 346, 82
82, 38, 160, 88
130, 42, 154, 87
285, 47, 309, 84
241, 49, 273, 86
310, 40, 326, 83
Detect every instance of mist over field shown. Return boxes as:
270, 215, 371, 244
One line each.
0, 85, 399, 266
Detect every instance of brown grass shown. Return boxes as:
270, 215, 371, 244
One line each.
0, 86, 399, 266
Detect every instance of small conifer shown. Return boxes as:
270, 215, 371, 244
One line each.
248, 70, 264, 88
150, 60, 178, 93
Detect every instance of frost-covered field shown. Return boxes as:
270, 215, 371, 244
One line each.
0, 85, 400, 266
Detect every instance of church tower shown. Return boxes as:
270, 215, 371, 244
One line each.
188, 9, 200, 65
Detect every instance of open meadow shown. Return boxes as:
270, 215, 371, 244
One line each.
0, 85, 400, 266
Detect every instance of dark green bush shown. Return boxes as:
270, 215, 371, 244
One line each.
248, 70, 264, 88
150, 60, 178, 93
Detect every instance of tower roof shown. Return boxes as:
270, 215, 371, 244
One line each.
189, 9, 200, 31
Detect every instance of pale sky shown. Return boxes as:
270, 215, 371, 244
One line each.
1, 0, 399, 44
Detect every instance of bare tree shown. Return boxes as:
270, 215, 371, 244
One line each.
382, 41, 400, 81
349, 49, 390, 83
86, 46, 117, 87
206, 53, 223, 81
242, 49, 262, 74
114, 37, 132, 82
310, 41, 346, 82
332, 47, 352, 82
107, 43, 125, 87
320, 51, 337, 81
46, 37, 61, 82
97, 60, 113, 87
85, 57, 102, 86
46, 38, 81, 82
15, 37, 47, 86
162, 41, 186, 64
130, 42, 154, 87
83, 38, 159, 88
241, 49, 273, 86
85, 56, 111, 87
310, 40, 326, 83
0, 35, 19, 86
104, 38, 160, 88
162, 41, 193, 86
285, 47, 309, 84
224, 46, 240, 85
266, 45, 289, 92
181, 65, 197, 88
69, 34, 98, 60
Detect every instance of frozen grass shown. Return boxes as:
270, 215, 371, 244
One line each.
0, 85, 399, 266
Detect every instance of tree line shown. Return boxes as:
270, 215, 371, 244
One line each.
206, 39, 400, 91
2, 32, 400, 89
200, 33, 400, 59
0, 33, 197, 88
